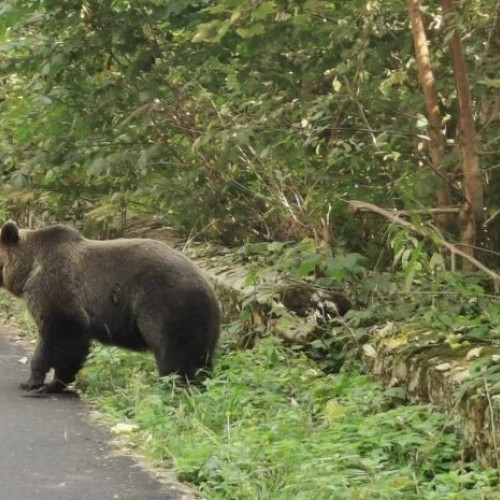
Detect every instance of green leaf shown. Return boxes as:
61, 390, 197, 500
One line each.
297, 253, 323, 276
251, 2, 276, 21
86, 157, 107, 180
192, 21, 223, 43
415, 113, 428, 129
479, 78, 500, 89
236, 24, 265, 38
403, 243, 423, 292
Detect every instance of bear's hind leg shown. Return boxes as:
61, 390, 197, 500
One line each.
153, 344, 198, 381
135, 315, 192, 379
138, 310, 214, 382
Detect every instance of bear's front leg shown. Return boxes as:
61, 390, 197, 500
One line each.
41, 334, 91, 393
19, 311, 92, 393
19, 341, 50, 391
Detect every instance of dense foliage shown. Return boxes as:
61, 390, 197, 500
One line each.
1, 0, 499, 259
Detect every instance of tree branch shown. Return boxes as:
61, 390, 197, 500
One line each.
348, 199, 500, 284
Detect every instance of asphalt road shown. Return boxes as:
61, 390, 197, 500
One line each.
0, 329, 188, 500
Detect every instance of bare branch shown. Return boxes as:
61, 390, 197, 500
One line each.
348, 199, 500, 284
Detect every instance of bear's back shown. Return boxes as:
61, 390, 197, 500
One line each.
25, 225, 213, 304
28, 224, 83, 245
82, 237, 198, 277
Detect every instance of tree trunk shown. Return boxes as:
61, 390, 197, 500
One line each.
408, 0, 453, 231
441, 0, 483, 270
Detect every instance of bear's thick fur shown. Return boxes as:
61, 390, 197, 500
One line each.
0, 221, 220, 393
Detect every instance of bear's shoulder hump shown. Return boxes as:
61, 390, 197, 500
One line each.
32, 224, 83, 245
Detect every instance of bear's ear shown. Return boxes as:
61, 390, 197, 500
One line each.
1, 221, 20, 245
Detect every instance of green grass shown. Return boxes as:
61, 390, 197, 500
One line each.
79, 339, 500, 500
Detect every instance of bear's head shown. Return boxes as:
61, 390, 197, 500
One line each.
0, 221, 84, 297
0, 221, 34, 296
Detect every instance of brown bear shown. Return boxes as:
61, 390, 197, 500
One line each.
0, 221, 221, 393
